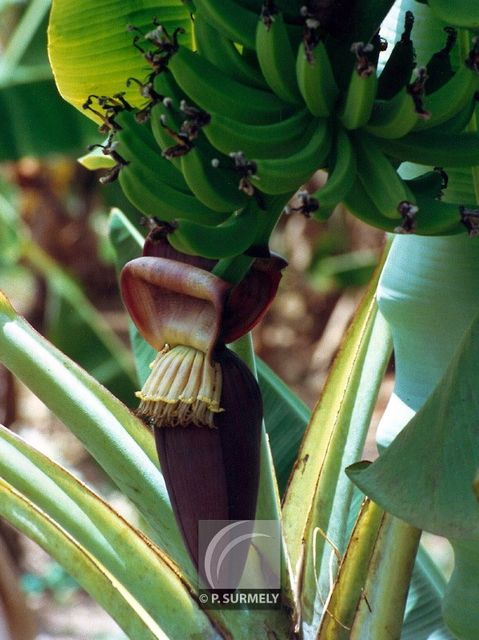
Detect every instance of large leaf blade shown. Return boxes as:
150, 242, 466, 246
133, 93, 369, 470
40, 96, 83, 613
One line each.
48, 0, 193, 117
0, 478, 169, 640
0, 424, 222, 639
348, 307, 479, 539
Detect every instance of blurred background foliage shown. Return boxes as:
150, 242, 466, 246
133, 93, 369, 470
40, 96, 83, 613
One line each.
0, 1, 388, 638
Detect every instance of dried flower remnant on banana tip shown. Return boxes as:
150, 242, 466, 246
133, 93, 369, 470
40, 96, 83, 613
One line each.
120, 228, 287, 571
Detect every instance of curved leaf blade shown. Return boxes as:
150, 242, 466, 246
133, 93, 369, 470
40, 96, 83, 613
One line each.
348, 308, 479, 539
0, 424, 222, 639
48, 0, 193, 118
0, 478, 169, 640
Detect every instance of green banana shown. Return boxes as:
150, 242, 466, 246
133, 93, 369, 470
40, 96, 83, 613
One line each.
193, 0, 258, 49
425, 93, 478, 135
253, 118, 332, 194
424, 27, 457, 94
343, 175, 460, 236
339, 43, 378, 130
353, 132, 417, 219
296, 39, 339, 117
167, 45, 294, 125
113, 110, 189, 194
375, 130, 479, 167
180, 137, 249, 212
193, 11, 266, 90
149, 70, 188, 170
377, 10, 415, 100
255, 5, 302, 104
427, 0, 479, 29
118, 164, 227, 225
365, 86, 422, 139
311, 127, 357, 219
203, 108, 314, 159
169, 200, 262, 258
414, 43, 479, 131
343, 177, 399, 232
405, 184, 465, 236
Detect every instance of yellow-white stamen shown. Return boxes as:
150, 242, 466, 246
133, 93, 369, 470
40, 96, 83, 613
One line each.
135, 345, 223, 427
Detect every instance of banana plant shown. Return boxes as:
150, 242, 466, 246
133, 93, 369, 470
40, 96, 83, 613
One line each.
0, 0, 478, 638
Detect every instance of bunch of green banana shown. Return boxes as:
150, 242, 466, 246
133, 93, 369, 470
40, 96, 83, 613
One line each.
84, 0, 479, 260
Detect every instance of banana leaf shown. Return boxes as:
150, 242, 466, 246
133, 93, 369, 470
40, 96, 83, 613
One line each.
0, 0, 98, 159
48, 0, 193, 119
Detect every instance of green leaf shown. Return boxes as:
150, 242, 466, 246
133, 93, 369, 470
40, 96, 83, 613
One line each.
402, 546, 455, 640
282, 249, 392, 630
317, 499, 421, 639
347, 306, 479, 539
0, 290, 193, 576
48, 0, 193, 119
0, 481, 165, 639
256, 357, 310, 495
0, 425, 220, 639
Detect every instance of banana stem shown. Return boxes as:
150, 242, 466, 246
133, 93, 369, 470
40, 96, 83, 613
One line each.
212, 254, 254, 284
212, 193, 293, 284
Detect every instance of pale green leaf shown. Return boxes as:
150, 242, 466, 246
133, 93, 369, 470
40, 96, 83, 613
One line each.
0, 425, 220, 639
347, 306, 479, 539
0, 478, 169, 640
282, 248, 392, 631
257, 358, 310, 495
317, 499, 420, 640
282, 251, 391, 563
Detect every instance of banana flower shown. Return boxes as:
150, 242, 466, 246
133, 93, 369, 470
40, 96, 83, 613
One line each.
120, 229, 286, 576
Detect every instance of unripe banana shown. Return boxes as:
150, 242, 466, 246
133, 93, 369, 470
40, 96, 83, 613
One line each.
111, 106, 231, 225
343, 177, 398, 232
169, 200, 262, 258
149, 70, 188, 170
203, 108, 313, 159
180, 138, 249, 212
193, 0, 258, 49
118, 163, 228, 225
194, 11, 266, 90
168, 45, 293, 125
415, 41, 479, 132
406, 187, 465, 236
311, 127, 357, 217
425, 93, 479, 135
365, 86, 422, 139
377, 11, 415, 100
255, 5, 302, 104
353, 132, 417, 220
339, 43, 378, 130
253, 118, 332, 194
375, 130, 479, 167
296, 39, 339, 117
114, 110, 188, 194
406, 169, 447, 200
